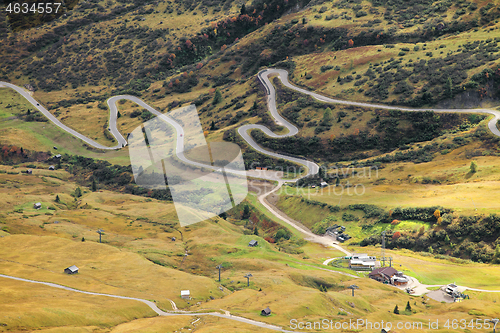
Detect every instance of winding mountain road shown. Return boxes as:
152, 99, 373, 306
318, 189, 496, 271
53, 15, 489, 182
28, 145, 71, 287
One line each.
3, 67, 500, 264
4, 68, 499, 181
1, 82, 127, 149
257, 68, 500, 137
257, 181, 352, 256
2, 70, 500, 328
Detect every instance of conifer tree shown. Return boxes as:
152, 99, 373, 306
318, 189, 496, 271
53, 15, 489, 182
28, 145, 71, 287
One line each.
405, 301, 412, 312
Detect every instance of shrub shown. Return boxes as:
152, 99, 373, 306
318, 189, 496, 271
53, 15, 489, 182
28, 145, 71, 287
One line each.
355, 10, 367, 17
212, 88, 222, 105
320, 65, 334, 72
342, 213, 358, 221
470, 160, 478, 173
264, 237, 275, 243
275, 229, 291, 241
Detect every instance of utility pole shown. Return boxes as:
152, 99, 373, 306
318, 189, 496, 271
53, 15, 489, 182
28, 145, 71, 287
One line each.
471, 199, 477, 211
492, 318, 499, 333
381, 230, 385, 267
380, 231, 392, 267
244, 273, 253, 287
216, 265, 223, 282
97, 229, 104, 243
348, 285, 359, 296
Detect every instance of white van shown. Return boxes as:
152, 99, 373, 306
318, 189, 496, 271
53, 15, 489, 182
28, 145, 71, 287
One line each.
445, 283, 458, 295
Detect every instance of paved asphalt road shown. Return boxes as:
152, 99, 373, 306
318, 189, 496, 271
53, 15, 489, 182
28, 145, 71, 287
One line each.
259, 68, 500, 137
258, 181, 353, 257
2, 70, 500, 180
0, 82, 127, 149
2, 72, 500, 325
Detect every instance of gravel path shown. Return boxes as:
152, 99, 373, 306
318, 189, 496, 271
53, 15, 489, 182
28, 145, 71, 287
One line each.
0, 273, 301, 332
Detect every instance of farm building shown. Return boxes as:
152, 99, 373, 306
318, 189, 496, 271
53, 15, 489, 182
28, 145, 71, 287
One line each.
33, 202, 42, 209
261, 307, 271, 316
368, 267, 397, 283
49, 166, 55, 170
64, 265, 79, 274
181, 290, 190, 299
369, 267, 409, 286
320, 181, 328, 187
248, 240, 258, 247
27, 169, 32, 174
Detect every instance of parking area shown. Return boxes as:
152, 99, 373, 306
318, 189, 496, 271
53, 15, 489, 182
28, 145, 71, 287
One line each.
426, 289, 455, 303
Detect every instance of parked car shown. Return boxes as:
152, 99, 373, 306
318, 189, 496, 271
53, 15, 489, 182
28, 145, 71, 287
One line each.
445, 283, 458, 295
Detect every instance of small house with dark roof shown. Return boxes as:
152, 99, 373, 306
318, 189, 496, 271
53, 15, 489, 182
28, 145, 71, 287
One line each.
249, 240, 258, 247
33, 202, 42, 209
64, 265, 79, 274
261, 307, 271, 316
368, 267, 398, 283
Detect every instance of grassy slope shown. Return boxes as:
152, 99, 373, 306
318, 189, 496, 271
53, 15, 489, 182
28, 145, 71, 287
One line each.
0, 88, 132, 165
0, 277, 155, 332
279, 154, 500, 215
1, 0, 499, 167
291, 24, 500, 106
0, 235, 223, 304
3, 166, 499, 331
110, 316, 278, 333
357, 246, 500, 289
1, 1, 500, 331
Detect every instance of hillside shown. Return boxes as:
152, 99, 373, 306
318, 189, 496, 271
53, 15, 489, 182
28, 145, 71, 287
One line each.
271, 125, 500, 263
1, 0, 499, 168
1, 0, 500, 331
1, 165, 500, 331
